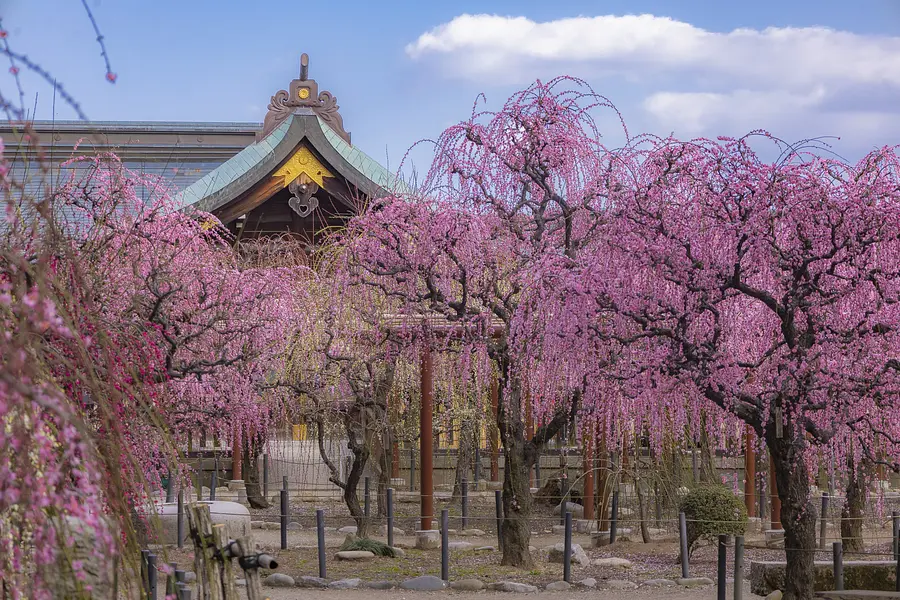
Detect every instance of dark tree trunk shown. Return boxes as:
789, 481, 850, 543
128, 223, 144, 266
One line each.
841, 459, 865, 553
769, 431, 817, 600
242, 434, 268, 509
452, 418, 475, 502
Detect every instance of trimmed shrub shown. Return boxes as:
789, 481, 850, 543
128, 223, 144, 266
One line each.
339, 537, 396, 557
679, 484, 747, 556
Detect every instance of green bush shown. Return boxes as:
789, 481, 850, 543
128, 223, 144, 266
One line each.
339, 537, 396, 557
679, 485, 747, 556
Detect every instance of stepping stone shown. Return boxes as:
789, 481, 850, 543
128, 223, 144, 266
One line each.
488, 581, 539, 593
554, 502, 585, 518
451, 579, 485, 591
577, 578, 597, 588
643, 579, 676, 587
328, 578, 361, 589
457, 528, 486, 537
546, 542, 590, 566
263, 573, 295, 587
545, 581, 571, 591
448, 541, 474, 550
592, 557, 633, 568
400, 575, 447, 591
335, 550, 375, 561
677, 577, 714, 587
602, 580, 637, 590
296, 576, 329, 588
364, 581, 395, 589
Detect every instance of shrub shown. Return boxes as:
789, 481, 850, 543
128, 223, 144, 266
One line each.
339, 537, 396, 557
679, 484, 747, 556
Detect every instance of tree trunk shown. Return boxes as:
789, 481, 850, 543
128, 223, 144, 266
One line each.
498, 372, 534, 567
452, 418, 475, 502
841, 459, 865, 553
242, 434, 268, 509
769, 431, 817, 600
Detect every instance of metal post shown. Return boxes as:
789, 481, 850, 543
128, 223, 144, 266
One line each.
679, 512, 689, 578
140, 549, 149, 595
280, 482, 289, 550
175, 569, 185, 586
209, 462, 217, 501
409, 447, 416, 493
178, 583, 191, 600
441, 509, 449, 581
177, 489, 184, 549
165, 469, 175, 503
717, 535, 727, 600
610, 490, 619, 544
833, 541, 843, 591
461, 478, 468, 530
559, 473, 568, 525
474, 444, 481, 487
535, 457, 541, 489
893, 511, 899, 561
420, 345, 434, 531
819, 493, 829, 549
147, 552, 157, 600
317, 509, 326, 579
495, 489, 503, 552
734, 536, 744, 600
263, 453, 269, 500
387, 488, 395, 548
563, 511, 573, 583
364, 476, 371, 517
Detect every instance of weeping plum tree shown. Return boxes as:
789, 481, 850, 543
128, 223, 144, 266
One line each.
585, 137, 900, 600
343, 78, 629, 566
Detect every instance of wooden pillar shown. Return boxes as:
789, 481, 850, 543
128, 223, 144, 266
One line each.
420, 345, 434, 531
232, 426, 242, 481
583, 422, 595, 522
744, 426, 756, 515
770, 453, 782, 530
490, 374, 499, 482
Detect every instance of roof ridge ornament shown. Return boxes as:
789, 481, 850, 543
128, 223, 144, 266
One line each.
258, 53, 351, 144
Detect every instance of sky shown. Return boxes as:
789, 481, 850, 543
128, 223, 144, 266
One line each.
3, 0, 900, 172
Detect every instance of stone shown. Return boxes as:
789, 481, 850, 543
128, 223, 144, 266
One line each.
263, 521, 280, 531
576, 578, 597, 588
457, 528, 486, 537
750, 560, 898, 596
251, 520, 266, 529
365, 581, 395, 590
765, 592, 783, 600
415, 529, 441, 550
677, 577, 714, 587
448, 541, 474, 550
263, 573, 295, 587
329, 578, 362, 589
545, 581, 572, 591
288, 521, 302, 530
391, 547, 406, 558
592, 557, 633, 568
451, 579, 486, 591
147, 500, 250, 544
553, 501, 585, 518
380, 524, 405, 536
475, 545, 496, 553
297, 576, 330, 588
184, 571, 197, 584
335, 550, 375, 561
602, 579, 638, 590
643, 579, 676, 587
400, 575, 447, 591
546, 542, 590, 567
235, 579, 247, 587
338, 525, 358, 534
40, 516, 115, 600
488, 581, 539, 593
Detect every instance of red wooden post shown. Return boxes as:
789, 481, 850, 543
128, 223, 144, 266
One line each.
490, 375, 499, 482
745, 426, 756, 515
420, 345, 434, 531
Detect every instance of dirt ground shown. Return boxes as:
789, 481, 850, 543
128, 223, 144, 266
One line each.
257, 586, 755, 599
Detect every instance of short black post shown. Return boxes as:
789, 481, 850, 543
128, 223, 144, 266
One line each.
535, 457, 541, 488
263, 453, 269, 499
146, 552, 157, 600
461, 478, 468, 530
819, 492, 829, 549
209, 464, 217, 501
409, 447, 415, 492
177, 489, 184, 549
166, 562, 176, 597
364, 476, 371, 518
165, 468, 175, 503
610, 490, 619, 544
833, 541, 844, 591
679, 511, 689, 578
441, 508, 450, 581
317, 509, 326, 578
177, 582, 190, 600
386, 487, 395, 548
893, 511, 899, 561
175, 569, 185, 587
474, 446, 481, 487
563, 511, 573, 583
717, 535, 727, 600
140, 549, 149, 595
495, 489, 503, 552
734, 536, 744, 600
280, 481, 289, 550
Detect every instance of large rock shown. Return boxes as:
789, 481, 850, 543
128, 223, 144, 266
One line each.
577, 578, 597, 588
335, 550, 375, 561
546, 542, 590, 566
488, 581, 539, 593
750, 560, 897, 596
553, 501, 584, 518
451, 579, 485, 591
263, 573, 295, 587
146, 500, 250, 544
678, 577, 714, 587
592, 557, 633, 568
400, 575, 447, 590
545, 581, 572, 591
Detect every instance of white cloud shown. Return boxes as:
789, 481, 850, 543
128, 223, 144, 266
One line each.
406, 14, 900, 90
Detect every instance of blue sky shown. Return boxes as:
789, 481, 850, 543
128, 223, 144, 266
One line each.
4, 0, 900, 171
